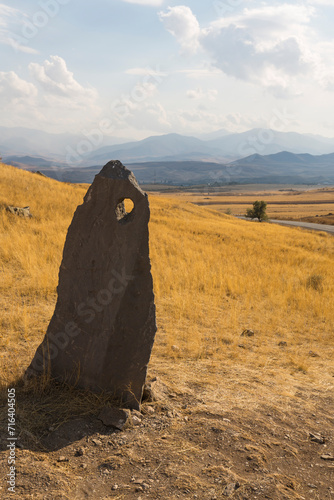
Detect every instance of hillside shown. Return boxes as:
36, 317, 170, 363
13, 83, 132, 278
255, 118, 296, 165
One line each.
232, 151, 334, 183
9, 151, 334, 186
207, 129, 334, 157
0, 126, 127, 159
84, 133, 224, 164
0, 163, 333, 499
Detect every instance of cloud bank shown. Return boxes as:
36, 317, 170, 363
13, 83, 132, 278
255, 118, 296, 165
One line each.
159, 3, 334, 96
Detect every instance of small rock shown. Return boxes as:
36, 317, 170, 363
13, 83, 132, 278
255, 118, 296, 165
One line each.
111, 484, 119, 490
167, 411, 174, 418
57, 456, 68, 463
309, 351, 320, 358
91, 438, 102, 446
278, 341, 287, 347
132, 415, 142, 426
143, 405, 155, 415
238, 344, 245, 349
98, 407, 129, 430
80, 463, 87, 469
133, 480, 150, 489
308, 484, 318, 489
321, 454, 334, 461
6, 205, 32, 218
132, 409, 143, 419
309, 433, 325, 444
142, 377, 169, 403
171, 345, 180, 352
223, 482, 240, 496
241, 329, 254, 337
75, 447, 85, 457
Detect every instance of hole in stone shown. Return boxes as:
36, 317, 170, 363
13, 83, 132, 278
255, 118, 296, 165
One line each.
115, 198, 135, 224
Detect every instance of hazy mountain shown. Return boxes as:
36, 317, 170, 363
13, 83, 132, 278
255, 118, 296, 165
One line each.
2, 126, 334, 165
5, 155, 67, 168
0, 126, 129, 160
207, 129, 334, 157
195, 128, 230, 141
84, 129, 334, 165
84, 133, 225, 165
19, 151, 334, 186
2, 127, 334, 185
231, 151, 334, 184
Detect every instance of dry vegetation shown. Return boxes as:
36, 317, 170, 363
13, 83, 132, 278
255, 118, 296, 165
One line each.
0, 163, 334, 499
174, 188, 334, 223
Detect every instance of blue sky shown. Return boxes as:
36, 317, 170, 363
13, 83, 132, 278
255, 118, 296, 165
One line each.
1, 0, 334, 140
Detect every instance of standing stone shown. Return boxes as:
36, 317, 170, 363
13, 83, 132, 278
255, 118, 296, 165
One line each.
26, 161, 156, 410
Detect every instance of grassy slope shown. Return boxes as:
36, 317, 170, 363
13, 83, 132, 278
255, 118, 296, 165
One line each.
1, 161, 334, 384
0, 163, 334, 498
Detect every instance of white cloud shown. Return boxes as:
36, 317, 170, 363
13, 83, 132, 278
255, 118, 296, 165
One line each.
186, 87, 218, 101
29, 56, 97, 104
0, 57, 101, 133
126, 67, 167, 77
308, 0, 334, 4
158, 6, 200, 53
0, 71, 41, 129
159, 3, 334, 96
111, 98, 171, 132
121, 0, 164, 5
0, 71, 37, 106
0, 3, 38, 54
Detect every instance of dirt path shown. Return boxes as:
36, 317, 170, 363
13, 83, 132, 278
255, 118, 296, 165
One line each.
269, 219, 334, 235
237, 216, 334, 234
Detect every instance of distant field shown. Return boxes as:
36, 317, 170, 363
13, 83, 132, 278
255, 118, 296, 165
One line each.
161, 186, 334, 224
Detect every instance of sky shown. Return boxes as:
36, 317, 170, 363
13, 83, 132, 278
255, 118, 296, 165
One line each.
1, 0, 334, 140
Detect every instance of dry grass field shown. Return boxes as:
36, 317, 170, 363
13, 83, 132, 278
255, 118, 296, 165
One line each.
171, 187, 334, 224
0, 163, 334, 499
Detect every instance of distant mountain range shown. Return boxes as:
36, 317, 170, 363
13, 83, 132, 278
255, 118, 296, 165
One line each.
230, 151, 334, 184
1, 126, 334, 185
81, 130, 334, 165
8, 151, 334, 186
0, 126, 129, 159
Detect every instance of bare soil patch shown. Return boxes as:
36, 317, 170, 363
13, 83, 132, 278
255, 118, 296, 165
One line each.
1, 362, 333, 500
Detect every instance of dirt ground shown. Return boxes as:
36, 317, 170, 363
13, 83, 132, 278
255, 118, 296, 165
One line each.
1, 360, 333, 500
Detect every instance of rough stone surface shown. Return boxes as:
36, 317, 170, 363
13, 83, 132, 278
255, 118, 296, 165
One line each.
6, 205, 32, 217
98, 407, 129, 430
142, 377, 169, 403
26, 160, 156, 409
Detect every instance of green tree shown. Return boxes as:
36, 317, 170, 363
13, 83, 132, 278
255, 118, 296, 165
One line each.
245, 200, 268, 222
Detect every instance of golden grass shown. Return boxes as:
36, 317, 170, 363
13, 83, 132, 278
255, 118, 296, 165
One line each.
1, 162, 334, 393
174, 188, 334, 220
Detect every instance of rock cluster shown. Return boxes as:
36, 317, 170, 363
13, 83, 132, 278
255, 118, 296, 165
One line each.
6, 206, 32, 217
